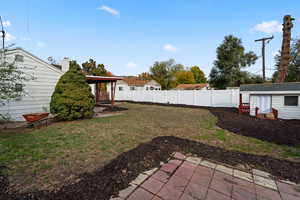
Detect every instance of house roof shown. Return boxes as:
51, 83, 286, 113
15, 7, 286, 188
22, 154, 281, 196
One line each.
122, 78, 152, 86
176, 83, 208, 90
240, 82, 300, 91
5, 48, 63, 74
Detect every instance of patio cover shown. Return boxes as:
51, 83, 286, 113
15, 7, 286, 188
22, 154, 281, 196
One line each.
86, 75, 123, 106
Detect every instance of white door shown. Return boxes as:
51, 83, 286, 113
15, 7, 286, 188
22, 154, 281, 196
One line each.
257, 95, 272, 113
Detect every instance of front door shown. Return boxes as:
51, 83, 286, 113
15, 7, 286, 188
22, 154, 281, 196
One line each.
257, 95, 272, 114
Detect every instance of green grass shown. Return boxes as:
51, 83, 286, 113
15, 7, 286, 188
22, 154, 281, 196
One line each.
215, 129, 226, 141
0, 102, 299, 192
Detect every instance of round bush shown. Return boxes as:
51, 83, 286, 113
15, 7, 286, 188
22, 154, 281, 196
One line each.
50, 61, 96, 120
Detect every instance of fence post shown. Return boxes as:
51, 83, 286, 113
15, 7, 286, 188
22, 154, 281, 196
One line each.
193, 90, 196, 106
164, 91, 167, 103
210, 90, 213, 107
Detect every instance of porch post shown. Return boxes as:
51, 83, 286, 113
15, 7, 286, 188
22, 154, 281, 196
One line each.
95, 83, 99, 104
110, 81, 114, 107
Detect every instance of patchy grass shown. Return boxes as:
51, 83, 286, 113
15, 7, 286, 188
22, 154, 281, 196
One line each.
0, 102, 299, 193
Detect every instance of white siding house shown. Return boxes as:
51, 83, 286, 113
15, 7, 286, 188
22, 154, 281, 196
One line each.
113, 78, 161, 92
240, 83, 300, 119
0, 48, 69, 121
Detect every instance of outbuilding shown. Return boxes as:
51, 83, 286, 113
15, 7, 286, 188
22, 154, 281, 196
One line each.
240, 83, 300, 120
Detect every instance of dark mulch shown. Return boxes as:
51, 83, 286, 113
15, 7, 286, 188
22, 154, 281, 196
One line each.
1, 136, 300, 200
209, 108, 300, 147
103, 106, 128, 112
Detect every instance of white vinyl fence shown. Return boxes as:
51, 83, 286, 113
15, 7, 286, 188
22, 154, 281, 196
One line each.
115, 89, 240, 108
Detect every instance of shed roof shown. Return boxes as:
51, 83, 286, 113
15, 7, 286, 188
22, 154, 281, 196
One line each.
240, 82, 300, 91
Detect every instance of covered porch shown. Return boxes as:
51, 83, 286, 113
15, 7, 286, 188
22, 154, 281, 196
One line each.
86, 75, 123, 107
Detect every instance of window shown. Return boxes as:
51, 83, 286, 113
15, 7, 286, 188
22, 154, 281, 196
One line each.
15, 84, 23, 92
130, 86, 135, 91
284, 96, 298, 106
119, 86, 123, 91
15, 55, 24, 62
146, 87, 149, 90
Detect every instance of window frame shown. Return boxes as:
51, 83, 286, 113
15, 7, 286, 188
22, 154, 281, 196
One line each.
15, 54, 24, 62
284, 95, 298, 106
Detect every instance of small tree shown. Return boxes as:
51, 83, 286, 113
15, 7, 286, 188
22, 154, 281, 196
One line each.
50, 61, 95, 120
0, 51, 33, 120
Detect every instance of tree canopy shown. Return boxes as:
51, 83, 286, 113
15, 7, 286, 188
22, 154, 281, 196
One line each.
209, 35, 258, 89
82, 59, 108, 76
190, 66, 207, 83
272, 38, 300, 82
174, 71, 196, 84
138, 72, 152, 80
149, 59, 208, 89
149, 59, 184, 89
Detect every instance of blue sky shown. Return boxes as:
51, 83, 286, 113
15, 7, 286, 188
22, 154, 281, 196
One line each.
1, 0, 300, 78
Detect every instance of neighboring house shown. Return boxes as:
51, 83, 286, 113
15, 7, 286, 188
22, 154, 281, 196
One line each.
175, 83, 209, 90
115, 78, 161, 91
0, 48, 69, 121
240, 82, 300, 119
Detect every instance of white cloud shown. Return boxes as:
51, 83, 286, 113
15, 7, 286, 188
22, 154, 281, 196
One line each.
163, 44, 178, 52
37, 41, 46, 47
0, 32, 15, 41
251, 21, 282, 34
2, 20, 11, 27
98, 5, 120, 16
126, 61, 138, 68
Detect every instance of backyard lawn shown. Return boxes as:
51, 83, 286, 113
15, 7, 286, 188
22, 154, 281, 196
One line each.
0, 102, 299, 193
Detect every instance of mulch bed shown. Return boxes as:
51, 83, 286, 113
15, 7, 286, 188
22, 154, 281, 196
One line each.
1, 136, 300, 200
103, 106, 128, 112
209, 108, 300, 147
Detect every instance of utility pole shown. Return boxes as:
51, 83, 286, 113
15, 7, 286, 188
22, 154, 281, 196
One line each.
0, 16, 5, 63
255, 35, 274, 82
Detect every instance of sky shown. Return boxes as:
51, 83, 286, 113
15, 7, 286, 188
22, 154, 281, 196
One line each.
1, 0, 300, 78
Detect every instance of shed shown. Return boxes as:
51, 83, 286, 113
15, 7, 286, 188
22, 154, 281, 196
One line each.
240, 83, 300, 119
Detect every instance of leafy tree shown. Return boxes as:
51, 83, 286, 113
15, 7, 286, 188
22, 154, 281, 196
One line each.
209, 35, 257, 89
149, 59, 183, 89
82, 59, 107, 76
175, 71, 196, 84
50, 61, 96, 120
0, 51, 34, 120
272, 38, 300, 82
190, 66, 207, 83
138, 72, 152, 80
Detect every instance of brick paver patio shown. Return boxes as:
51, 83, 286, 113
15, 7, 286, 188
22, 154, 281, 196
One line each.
111, 152, 300, 200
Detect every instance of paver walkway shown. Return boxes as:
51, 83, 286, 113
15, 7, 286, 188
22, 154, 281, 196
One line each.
112, 152, 300, 200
